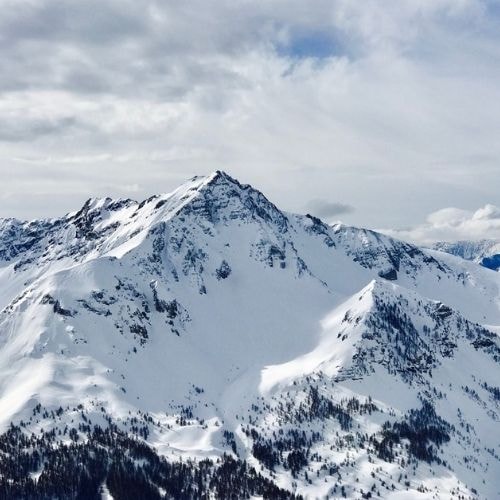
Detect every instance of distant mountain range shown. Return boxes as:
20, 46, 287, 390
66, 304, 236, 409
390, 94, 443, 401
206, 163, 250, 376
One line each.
433, 239, 500, 271
0, 171, 498, 499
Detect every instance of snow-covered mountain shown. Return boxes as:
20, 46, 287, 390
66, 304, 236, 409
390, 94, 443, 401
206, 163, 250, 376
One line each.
0, 171, 499, 499
434, 239, 500, 271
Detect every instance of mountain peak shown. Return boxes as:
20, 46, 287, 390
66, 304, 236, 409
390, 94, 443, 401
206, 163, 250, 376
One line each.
192, 170, 254, 198
205, 169, 236, 185
169, 170, 289, 231
181, 170, 230, 189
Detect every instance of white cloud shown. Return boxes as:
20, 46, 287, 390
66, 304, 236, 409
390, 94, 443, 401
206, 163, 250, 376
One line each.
381, 204, 500, 245
0, 0, 499, 227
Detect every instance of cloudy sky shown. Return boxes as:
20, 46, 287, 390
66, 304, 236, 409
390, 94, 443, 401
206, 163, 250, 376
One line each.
1, 0, 499, 243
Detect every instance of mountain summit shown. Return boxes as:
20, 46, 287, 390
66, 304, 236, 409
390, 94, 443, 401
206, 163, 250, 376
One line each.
0, 172, 499, 498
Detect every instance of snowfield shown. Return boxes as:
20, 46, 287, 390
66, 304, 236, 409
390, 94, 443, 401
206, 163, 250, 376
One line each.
0, 171, 499, 499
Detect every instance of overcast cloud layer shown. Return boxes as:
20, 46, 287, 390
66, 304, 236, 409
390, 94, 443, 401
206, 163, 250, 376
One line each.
0, 0, 499, 242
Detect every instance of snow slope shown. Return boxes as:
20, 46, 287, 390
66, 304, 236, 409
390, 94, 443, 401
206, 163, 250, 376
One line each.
0, 171, 499, 499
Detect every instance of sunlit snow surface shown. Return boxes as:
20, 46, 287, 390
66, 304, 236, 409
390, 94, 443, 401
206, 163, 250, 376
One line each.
0, 171, 499, 498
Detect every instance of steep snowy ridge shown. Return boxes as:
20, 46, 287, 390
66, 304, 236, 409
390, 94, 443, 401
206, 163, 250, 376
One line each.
260, 278, 499, 387
337, 280, 499, 381
0, 171, 499, 499
332, 224, 450, 280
